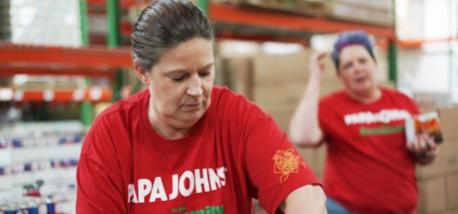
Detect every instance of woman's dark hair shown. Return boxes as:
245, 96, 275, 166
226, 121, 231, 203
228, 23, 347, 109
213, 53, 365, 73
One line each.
331, 31, 376, 72
131, 0, 214, 71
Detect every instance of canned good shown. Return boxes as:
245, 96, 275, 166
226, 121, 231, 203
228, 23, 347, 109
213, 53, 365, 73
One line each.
1, 202, 20, 214
0, 138, 7, 148
0, 203, 19, 214
11, 139, 22, 148
24, 162, 33, 172
74, 134, 82, 143
50, 160, 56, 168
0, 166, 5, 175
69, 159, 78, 167
23, 197, 41, 214
26, 206, 39, 214
46, 201, 55, 214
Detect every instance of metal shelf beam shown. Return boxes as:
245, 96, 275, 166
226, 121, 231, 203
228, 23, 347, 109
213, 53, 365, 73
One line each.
0, 43, 132, 69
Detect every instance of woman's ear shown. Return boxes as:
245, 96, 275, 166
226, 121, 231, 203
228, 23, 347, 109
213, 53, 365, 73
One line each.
133, 62, 150, 85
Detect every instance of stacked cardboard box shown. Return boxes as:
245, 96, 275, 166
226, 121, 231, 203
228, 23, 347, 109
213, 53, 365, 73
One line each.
12, 77, 86, 91
417, 107, 458, 214
325, 0, 393, 26
251, 51, 342, 130
221, 0, 327, 17
213, 0, 392, 26
219, 57, 254, 99
219, 50, 342, 128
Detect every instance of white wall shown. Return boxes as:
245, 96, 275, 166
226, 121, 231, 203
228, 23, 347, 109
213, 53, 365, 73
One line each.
396, 0, 458, 104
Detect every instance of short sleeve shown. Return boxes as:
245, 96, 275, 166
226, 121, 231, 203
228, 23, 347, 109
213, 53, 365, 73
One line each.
76, 118, 127, 214
243, 107, 321, 214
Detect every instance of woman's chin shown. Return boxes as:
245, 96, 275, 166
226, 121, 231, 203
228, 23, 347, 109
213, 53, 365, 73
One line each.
351, 82, 374, 93
174, 111, 205, 127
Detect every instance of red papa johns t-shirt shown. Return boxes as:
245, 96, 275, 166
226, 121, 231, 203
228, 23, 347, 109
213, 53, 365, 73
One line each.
76, 86, 319, 214
319, 87, 420, 214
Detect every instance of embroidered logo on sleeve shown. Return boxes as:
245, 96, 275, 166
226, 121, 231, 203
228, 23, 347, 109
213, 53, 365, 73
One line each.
272, 148, 304, 183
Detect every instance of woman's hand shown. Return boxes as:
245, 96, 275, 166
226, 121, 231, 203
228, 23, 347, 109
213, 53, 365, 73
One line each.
308, 52, 328, 81
407, 132, 439, 165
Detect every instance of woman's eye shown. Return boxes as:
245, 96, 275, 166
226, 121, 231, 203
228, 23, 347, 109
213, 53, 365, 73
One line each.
342, 62, 352, 70
359, 58, 368, 64
170, 75, 186, 82
199, 72, 210, 78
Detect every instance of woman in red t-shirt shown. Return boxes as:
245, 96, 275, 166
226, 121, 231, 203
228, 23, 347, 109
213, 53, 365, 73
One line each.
76, 0, 325, 213
290, 31, 439, 214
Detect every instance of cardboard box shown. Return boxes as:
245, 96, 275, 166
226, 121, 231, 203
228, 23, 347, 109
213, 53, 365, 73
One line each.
220, 57, 254, 99
238, 0, 327, 17
325, 1, 393, 26
267, 110, 296, 131
446, 173, 458, 210
444, 209, 458, 214
219, 50, 345, 135
297, 145, 326, 179
252, 51, 310, 88
418, 172, 458, 214
321, 78, 344, 94
251, 51, 343, 113
297, 147, 316, 168
332, 0, 393, 11
416, 141, 458, 179
254, 82, 306, 114
294, 0, 327, 17
418, 177, 447, 214
313, 144, 326, 179
253, 80, 342, 131
418, 101, 439, 113
439, 107, 458, 142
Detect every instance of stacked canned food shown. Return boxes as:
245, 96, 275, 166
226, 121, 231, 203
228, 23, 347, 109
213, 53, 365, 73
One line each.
0, 121, 85, 214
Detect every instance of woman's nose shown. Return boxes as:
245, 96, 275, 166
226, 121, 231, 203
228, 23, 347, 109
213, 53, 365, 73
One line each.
186, 78, 203, 96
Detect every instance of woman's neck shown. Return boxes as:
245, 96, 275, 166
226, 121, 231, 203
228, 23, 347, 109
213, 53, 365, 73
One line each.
347, 87, 382, 104
151, 121, 189, 140
148, 103, 190, 140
